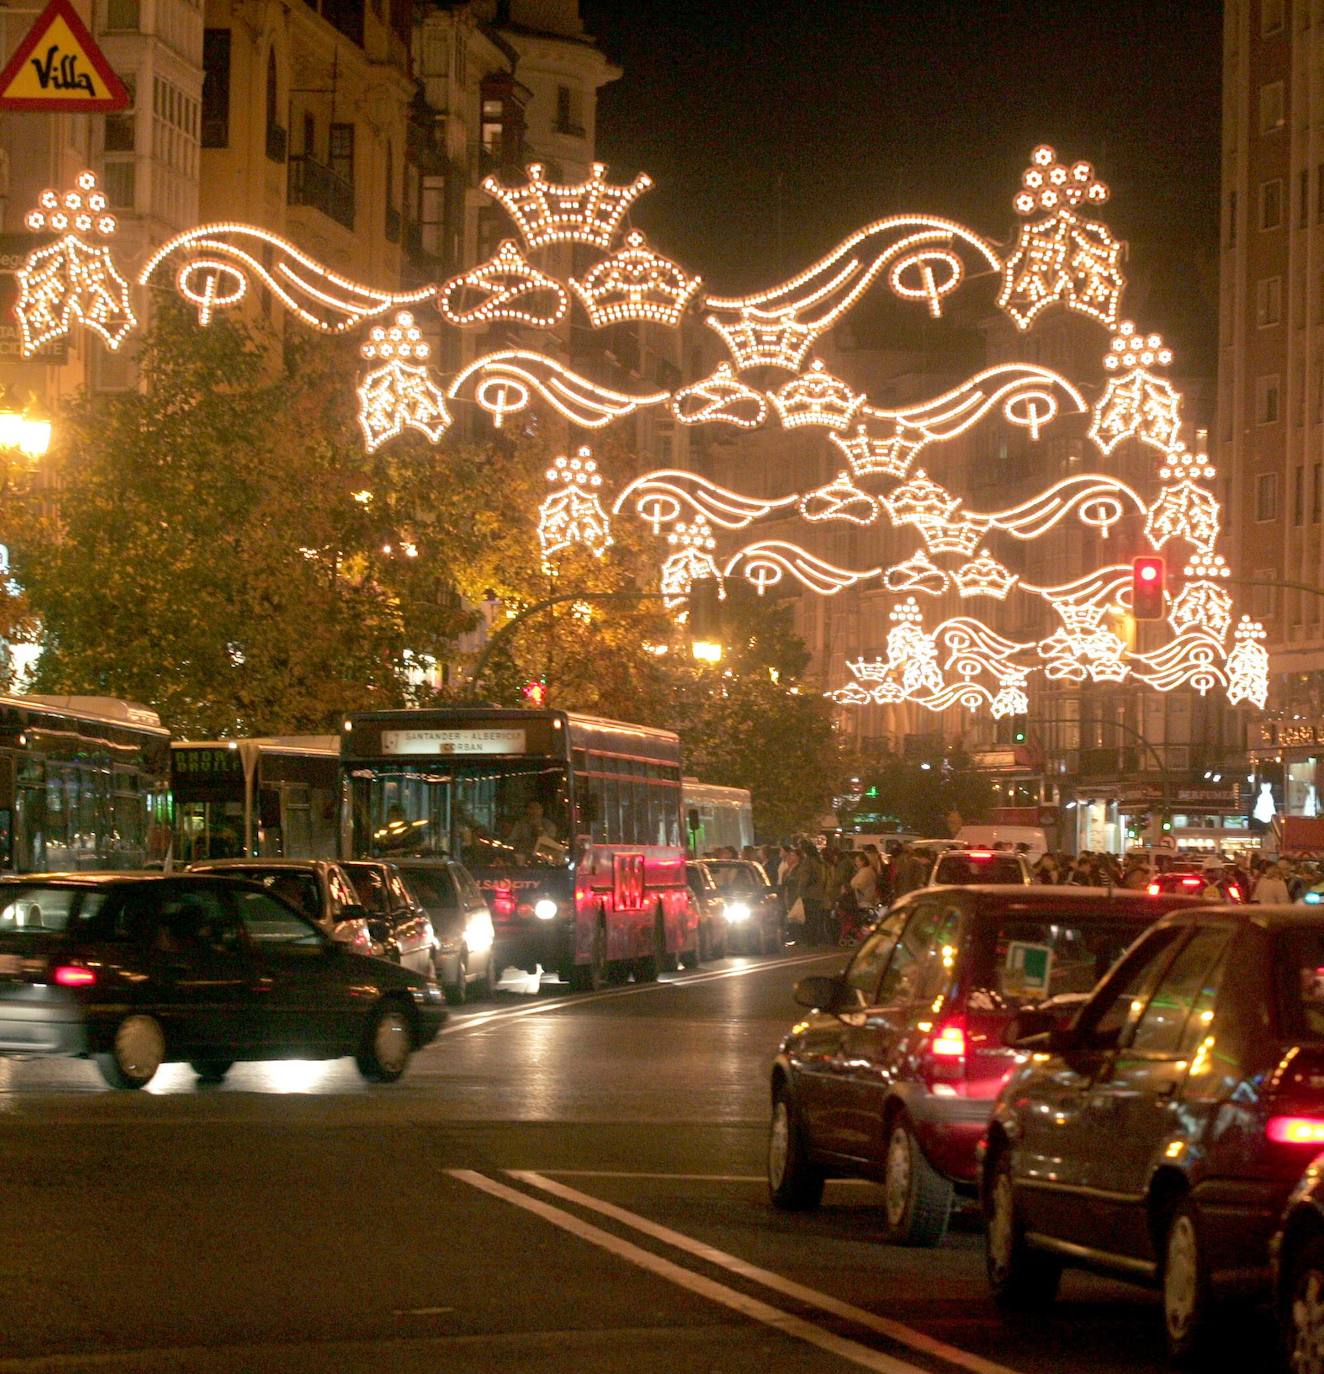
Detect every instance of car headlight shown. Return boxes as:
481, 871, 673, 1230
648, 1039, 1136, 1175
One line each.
724, 901, 751, 924
533, 898, 559, 921
465, 911, 495, 954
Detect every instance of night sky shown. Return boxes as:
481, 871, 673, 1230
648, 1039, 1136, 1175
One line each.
580, 0, 1223, 365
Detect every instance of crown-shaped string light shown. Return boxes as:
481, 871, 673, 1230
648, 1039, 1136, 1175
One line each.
705, 309, 819, 373
482, 162, 653, 251
952, 550, 1018, 599
768, 359, 865, 431
438, 238, 568, 328
798, 472, 880, 525
570, 229, 702, 328
828, 424, 921, 480
669, 362, 768, 428
356, 311, 450, 452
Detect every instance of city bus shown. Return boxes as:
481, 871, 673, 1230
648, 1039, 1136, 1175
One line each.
0, 694, 171, 871
682, 778, 754, 855
171, 737, 340, 861
340, 707, 694, 990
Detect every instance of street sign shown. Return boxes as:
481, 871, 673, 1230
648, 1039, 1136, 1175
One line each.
0, 0, 130, 112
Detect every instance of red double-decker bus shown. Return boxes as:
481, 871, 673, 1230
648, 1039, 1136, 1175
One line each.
340, 708, 695, 991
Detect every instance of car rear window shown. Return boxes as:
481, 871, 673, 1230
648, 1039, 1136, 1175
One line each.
935, 854, 1024, 885
968, 912, 1147, 1010
215, 869, 321, 920
344, 865, 390, 914
402, 868, 459, 911
0, 887, 105, 936
1275, 926, 1324, 1040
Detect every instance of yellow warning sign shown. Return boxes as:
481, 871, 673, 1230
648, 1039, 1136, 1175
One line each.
0, 0, 130, 112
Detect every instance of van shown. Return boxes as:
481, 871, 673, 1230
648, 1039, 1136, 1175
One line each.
954, 824, 1050, 862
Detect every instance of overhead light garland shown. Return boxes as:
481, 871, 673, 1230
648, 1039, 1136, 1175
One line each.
481, 162, 653, 251
356, 312, 450, 452
570, 229, 702, 328
438, 239, 568, 328
537, 447, 613, 566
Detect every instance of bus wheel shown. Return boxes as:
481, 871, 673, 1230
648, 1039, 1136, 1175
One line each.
568, 918, 607, 992
605, 961, 630, 986
657, 908, 679, 974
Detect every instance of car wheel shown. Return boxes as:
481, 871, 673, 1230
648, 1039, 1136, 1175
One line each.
189, 1059, 234, 1084
985, 1148, 1060, 1308
95, 1014, 166, 1090
354, 1001, 414, 1083
763, 921, 782, 956
1284, 1233, 1324, 1374
1163, 1199, 1215, 1365
768, 1082, 825, 1210
883, 1116, 953, 1247
441, 949, 468, 1006
476, 949, 497, 1000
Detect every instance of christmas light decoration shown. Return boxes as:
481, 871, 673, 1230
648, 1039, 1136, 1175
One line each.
1145, 480, 1220, 554
1169, 581, 1234, 642
612, 470, 796, 533
1105, 319, 1173, 372
17, 171, 135, 355
1131, 634, 1228, 696
570, 229, 702, 328
140, 223, 434, 332
723, 541, 881, 596
1184, 550, 1231, 580
1012, 145, 1110, 216
447, 350, 669, 429
1226, 618, 1269, 710
952, 551, 1018, 599
356, 312, 451, 452
704, 215, 999, 371
481, 162, 653, 251
438, 239, 568, 328
537, 447, 613, 565
882, 551, 949, 595
990, 676, 1030, 720
660, 518, 723, 610
1089, 367, 1183, 454
828, 425, 922, 480
670, 363, 768, 428
768, 360, 866, 431
1158, 445, 1217, 483
798, 472, 879, 525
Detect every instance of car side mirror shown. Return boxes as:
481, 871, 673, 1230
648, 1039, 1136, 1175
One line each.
793, 974, 841, 1011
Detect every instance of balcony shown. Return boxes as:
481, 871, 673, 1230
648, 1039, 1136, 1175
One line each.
288, 156, 354, 231
265, 122, 287, 165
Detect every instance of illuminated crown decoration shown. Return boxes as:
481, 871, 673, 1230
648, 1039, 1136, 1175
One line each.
18, 170, 135, 355
952, 550, 1017, 599
670, 362, 767, 428
356, 312, 450, 452
438, 239, 568, 328
828, 424, 921, 480
768, 360, 864, 431
481, 162, 653, 251
883, 470, 960, 526
706, 309, 819, 373
570, 229, 702, 327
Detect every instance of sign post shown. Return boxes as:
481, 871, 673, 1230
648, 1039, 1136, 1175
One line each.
0, 0, 129, 112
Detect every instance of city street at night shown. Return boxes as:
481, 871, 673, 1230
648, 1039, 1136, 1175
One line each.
0, 950, 1277, 1374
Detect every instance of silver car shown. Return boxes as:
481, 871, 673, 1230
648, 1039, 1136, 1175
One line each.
396, 861, 496, 1005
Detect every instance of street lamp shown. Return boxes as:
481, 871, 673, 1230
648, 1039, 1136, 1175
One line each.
0, 401, 50, 464
690, 637, 722, 665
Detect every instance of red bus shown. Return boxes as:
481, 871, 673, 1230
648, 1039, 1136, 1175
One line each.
340, 708, 695, 990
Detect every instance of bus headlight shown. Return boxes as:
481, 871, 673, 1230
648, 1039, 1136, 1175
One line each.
724, 901, 751, 924
534, 898, 559, 921
465, 912, 495, 954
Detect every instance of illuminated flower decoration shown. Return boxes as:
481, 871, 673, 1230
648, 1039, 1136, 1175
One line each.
768, 360, 865, 431
798, 472, 879, 525
670, 362, 768, 428
1144, 481, 1220, 554
571, 229, 702, 328
1184, 550, 1231, 580
1226, 617, 1269, 710
828, 424, 921, 481
438, 239, 568, 328
882, 551, 949, 595
1168, 581, 1234, 642
17, 170, 135, 355
356, 312, 450, 452
538, 448, 614, 566
481, 161, 653, 251
1159, 445, 1217, 483
1104, 319, 1173, 373
885, 599, 945, 698
990, 677, 1031, 721
1089, 368, 1183, 455
952, 550, 1017, 599
998, 150, 1122, 332
660, 517, 723, 610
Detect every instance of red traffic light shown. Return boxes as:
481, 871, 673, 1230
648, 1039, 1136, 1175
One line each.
1131, 555, 1165, 620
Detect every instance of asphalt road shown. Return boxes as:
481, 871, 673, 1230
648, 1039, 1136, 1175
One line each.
0, 948, 1281, 1374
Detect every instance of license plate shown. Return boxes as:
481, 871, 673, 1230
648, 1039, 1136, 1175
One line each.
0, 954, 21, 977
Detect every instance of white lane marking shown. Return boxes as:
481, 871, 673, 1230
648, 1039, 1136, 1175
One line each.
448, 1169, 929, 1374
511, 1171, 1026, 1374
433, 951, 840, 1039
536, 1171, 879, 1186
393, 1306, 454, 1316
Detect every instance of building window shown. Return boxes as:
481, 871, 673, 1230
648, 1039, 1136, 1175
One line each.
105, 0, 140, 30
417, 174, 443, 258
1261, 178, 1284, 229
1261, 80, 1286, 134
481, 98, 503, 158
1318, 165, 1324, 222
1257, 275, 1283, 326
1258, 373, 1282, 424
1263, 0, 1286, 32
329, 122, 354, 184
303, 112, 315, 158
555, 83, 583, 136
1257, 472, 1280, 521
103, 79, 135, 152
102, 160, 135, 210
1296, 465, 1306, 524
201, 29, 230, 148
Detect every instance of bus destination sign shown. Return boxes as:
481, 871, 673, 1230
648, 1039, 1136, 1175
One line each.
380, 728, 527, 756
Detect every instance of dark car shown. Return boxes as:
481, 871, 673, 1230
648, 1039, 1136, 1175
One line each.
931, 850, 1031, 886
0, 874, 445, 1088
700, 859, 784, 955
982, 904, 1324, 1363
1146, 869, 1246, 903
339, 860, 436, 977
685, 861, 728, 962
1272, 1153, 1324, 1374
395, 861, 496, 1004
768, 885, 1201, 1248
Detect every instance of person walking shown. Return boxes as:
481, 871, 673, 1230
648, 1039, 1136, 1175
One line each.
1253, 859, 1292, 904
795, 839, 828, 945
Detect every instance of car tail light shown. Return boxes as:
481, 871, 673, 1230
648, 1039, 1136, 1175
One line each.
930, 1020, 967, 1059
1180, 876, 1202, 888
1226, 884, 1243, 902
52, 964, 95, 988
1267, 1116, 1324, 1145
966, 851, 993, 860
1147, 882, 1160, 895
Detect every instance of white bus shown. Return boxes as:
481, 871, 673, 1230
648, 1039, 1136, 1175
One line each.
683, 779, 754, 855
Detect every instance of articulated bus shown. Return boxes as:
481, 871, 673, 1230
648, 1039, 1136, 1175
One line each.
340, 708, 694, 989
171, 737, 339, 861
0, 695, 171, 872
682, 779, 754, 855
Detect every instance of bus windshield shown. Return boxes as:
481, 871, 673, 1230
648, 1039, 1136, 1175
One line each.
349, 760, 571, 869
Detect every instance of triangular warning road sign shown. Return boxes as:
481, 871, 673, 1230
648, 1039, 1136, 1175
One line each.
0, 0, 130, 112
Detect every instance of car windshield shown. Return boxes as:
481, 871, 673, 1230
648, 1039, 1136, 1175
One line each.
934, 854, 1024, 885
0, 887, 105, 936
232, 889, 321, 945
1275, 926, 1324, 1040
705, 862, 764, 894
206, 868, 321, 921
399, 867, 459, 913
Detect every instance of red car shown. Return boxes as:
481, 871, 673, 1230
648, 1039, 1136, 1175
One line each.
1147, 870, 1246, 902
767, 885, 1201, 1246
